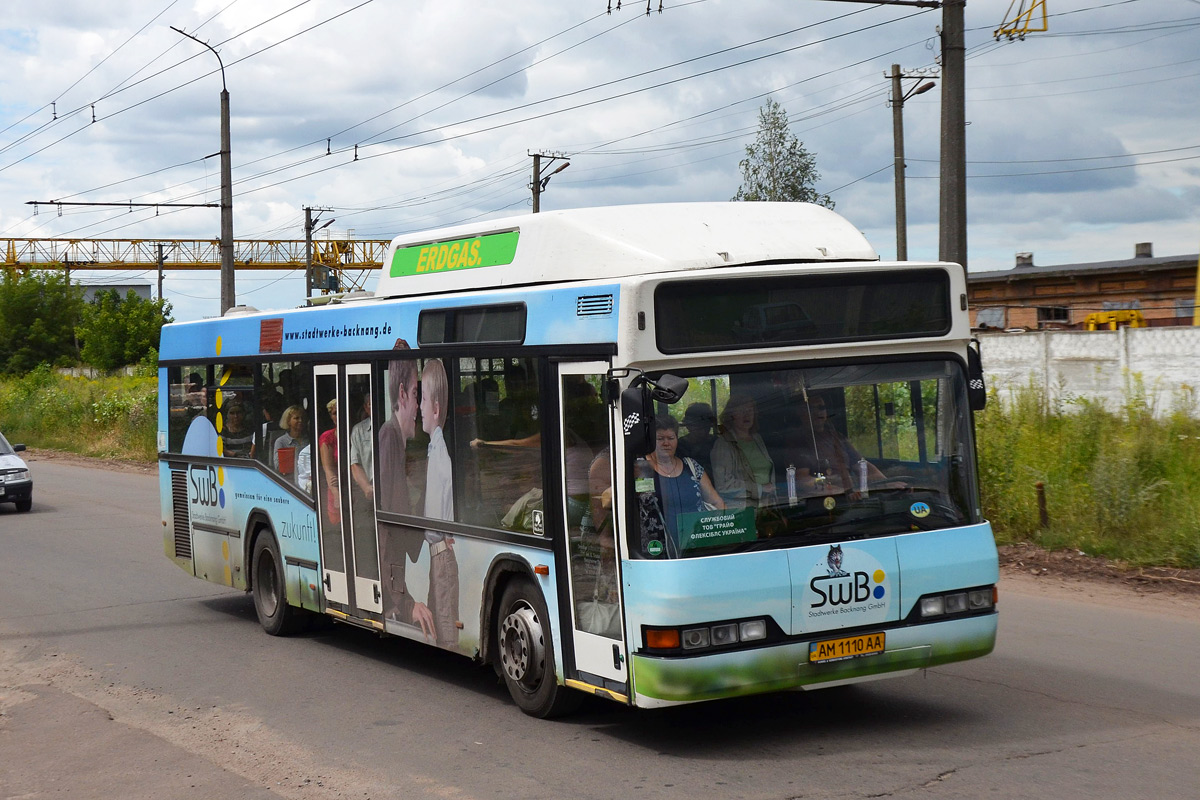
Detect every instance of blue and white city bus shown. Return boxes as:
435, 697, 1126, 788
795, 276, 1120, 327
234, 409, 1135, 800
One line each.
158, 202, 997, 717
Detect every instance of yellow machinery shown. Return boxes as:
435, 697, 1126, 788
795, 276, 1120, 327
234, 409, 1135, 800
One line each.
2, 237, 390, 292
1084, 309, 1147, 331
996, 1, 1048, 41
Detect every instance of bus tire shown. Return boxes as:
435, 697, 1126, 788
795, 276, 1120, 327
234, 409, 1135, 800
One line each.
251, 532, 304, 636
496, 576, 580, 718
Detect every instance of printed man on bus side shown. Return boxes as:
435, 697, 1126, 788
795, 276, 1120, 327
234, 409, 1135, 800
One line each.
377, 341, 435, 639
420, 358, 461, 649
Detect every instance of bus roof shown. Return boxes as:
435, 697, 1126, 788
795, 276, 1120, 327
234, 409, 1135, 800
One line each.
375, 202, 877, 299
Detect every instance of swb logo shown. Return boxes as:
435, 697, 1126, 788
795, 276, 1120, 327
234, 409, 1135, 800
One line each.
188, 464, 224, 508
808, 545, 888, 612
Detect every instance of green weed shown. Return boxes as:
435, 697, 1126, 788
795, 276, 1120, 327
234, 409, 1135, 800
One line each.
976, 380, 1200, 568
0, 369, 158, 461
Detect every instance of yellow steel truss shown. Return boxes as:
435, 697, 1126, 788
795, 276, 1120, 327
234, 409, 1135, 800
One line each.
995, 0, 1047, 41
2, 237, 391, 291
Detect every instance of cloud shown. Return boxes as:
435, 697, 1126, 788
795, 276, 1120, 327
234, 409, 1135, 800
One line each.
2, 1, 1198, 319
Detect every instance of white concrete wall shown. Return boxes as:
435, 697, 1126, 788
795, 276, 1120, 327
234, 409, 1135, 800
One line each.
978, 327, 1200, 417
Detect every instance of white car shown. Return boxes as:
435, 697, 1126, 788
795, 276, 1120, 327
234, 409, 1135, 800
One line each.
0, 431, 32, 512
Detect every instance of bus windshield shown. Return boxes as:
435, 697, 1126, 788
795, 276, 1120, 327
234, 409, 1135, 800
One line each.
632, 359, 978, 559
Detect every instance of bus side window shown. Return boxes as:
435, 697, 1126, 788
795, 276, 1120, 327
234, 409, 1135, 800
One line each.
457, 357, 545, 531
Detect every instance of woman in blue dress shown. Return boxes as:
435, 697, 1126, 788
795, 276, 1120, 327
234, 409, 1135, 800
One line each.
641, 415, 725, 555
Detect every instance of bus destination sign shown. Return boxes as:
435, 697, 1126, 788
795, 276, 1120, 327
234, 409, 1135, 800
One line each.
390, 230, 520, 278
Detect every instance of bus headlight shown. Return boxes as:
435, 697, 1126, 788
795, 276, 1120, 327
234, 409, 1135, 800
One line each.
918, 586, 996, 619
944, 592, 968, 614
739, 620, 767, 642
645, 617, 771, 653
968, 588, 994, 610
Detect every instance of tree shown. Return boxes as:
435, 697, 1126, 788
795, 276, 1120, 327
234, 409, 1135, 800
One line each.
733, 98, 834, 208
0, 269, 84, 374
76, 289, 173, 371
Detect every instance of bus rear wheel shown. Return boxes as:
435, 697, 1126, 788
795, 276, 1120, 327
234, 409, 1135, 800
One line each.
496, 577, 580, 718
252, 532, 306, 635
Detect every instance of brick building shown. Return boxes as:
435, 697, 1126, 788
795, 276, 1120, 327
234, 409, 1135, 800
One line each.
967, 244, 1198, 330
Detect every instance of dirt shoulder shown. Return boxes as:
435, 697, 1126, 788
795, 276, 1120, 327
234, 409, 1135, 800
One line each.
23, 447, 157, 475
999, 541, 1200, 600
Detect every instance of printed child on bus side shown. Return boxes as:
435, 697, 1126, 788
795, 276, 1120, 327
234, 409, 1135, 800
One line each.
420, 358, 461, 649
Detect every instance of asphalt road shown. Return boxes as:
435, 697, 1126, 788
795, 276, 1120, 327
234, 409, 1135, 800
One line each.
2, 459, 1198, 799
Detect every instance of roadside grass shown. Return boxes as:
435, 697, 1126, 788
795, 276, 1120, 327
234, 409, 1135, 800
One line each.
3, 371, 1198, 568
0, 366, 158, 462
976, 380, 1200, 569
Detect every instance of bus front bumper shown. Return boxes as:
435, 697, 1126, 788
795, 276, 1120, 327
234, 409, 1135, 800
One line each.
629, 612, 997, 708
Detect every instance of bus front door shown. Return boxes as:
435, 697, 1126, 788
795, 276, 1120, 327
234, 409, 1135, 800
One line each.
313, 364, 383, 616
559, 363, 627, 686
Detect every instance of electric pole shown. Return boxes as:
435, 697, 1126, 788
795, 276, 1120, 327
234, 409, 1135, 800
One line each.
938, 0, 967, 269
305, 206, 335, 298
735, 0, 965, 265
889, 65, 937, 261
530, 151, 570, 213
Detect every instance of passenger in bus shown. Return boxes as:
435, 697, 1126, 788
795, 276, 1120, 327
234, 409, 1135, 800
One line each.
258, 389, 285, 462
349, 393, 374, 502
711, 393, 776, 508
219, 402, 255, 459
498, 362, 539, 440
377, 341, 435, 639
677, 402, 717, 477
644, 415, 724, 553
272, 404, 309, 479
792, 393, 890, 496
318, 398, 340, 528
420, 358, 460, 649
295, 443, 312, 493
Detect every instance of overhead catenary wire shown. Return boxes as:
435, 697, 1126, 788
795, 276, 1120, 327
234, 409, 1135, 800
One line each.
7, 0, 1190, 256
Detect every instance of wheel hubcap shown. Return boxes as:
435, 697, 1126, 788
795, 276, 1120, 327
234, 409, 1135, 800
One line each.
499, 604, 545, 689
257, 554, 279, 616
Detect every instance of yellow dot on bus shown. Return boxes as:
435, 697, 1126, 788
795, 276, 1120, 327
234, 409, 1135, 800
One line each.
220, 368, 232, 386
215, 410, 224, 432
215, 336, 223, 356
218, 466, 225, 484
221, 540, 229, 559
215, 389, 224, 409
873, 569, 886, 584
216, 438, 224, 456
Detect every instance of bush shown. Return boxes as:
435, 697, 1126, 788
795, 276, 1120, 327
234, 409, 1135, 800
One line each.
976, 381, 1200, 568
0, 370, 157, 461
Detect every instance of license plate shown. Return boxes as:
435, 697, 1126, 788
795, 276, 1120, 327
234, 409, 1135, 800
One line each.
809, 632, 885, 663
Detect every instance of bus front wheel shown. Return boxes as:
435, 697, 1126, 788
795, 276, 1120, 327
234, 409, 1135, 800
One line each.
496, 577, 580, 718
251, 532, 305, 636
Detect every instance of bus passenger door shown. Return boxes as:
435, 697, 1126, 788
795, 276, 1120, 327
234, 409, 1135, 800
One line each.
559, 363, 627, 685
313, 364, 383, 616
344, 364, 382, 615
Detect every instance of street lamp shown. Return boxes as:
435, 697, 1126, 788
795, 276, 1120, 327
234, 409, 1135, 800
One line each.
888, 64, 937, 261
172, 26, 235, 314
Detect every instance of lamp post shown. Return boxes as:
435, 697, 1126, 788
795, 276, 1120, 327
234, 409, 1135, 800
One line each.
888, 65, 937, 261
172, 26, 235, 314
305, 207, 336, 297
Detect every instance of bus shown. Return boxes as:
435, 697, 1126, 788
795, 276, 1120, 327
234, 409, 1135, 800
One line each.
158, 202, 997, 717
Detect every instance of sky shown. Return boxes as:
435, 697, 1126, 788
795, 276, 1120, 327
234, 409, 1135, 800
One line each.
1, 0, 1198, 322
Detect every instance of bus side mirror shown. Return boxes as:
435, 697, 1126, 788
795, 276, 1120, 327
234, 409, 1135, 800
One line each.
616, 372, 689, 458
967, 341, 987, 411
650, 373, 688, 404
